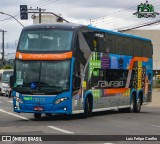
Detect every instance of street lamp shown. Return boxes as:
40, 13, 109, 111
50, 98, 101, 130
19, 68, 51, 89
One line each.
0, 12, 24, 27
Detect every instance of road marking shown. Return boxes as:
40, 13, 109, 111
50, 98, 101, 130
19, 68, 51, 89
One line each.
152, 125, 160, 128
48, 126, 74, 134
0, 109, 29, 120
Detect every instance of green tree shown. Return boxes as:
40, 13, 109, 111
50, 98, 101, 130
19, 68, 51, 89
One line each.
2, 65, 13, 69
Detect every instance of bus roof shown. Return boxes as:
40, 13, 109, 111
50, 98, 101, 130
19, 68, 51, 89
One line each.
88, 25, 151, 42
23, 23, 151, 42
23, 23, 82, 30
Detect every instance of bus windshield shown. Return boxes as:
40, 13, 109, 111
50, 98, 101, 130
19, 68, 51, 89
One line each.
15, 60, 70, 95
18, 29, 73, 52
3, 71, 13, 83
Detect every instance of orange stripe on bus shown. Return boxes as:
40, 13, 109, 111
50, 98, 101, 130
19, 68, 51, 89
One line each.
16, 52, 72, 60
129, 57, 148, 70
104, 88, 128, 95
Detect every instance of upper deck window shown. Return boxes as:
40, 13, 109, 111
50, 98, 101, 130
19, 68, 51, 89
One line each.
18, 29, 73, 52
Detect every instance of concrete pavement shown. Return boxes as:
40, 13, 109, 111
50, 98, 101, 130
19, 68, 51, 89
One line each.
0, 89, 160, 144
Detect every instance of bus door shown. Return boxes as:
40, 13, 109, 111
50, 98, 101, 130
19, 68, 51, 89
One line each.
89, 68, 111, 109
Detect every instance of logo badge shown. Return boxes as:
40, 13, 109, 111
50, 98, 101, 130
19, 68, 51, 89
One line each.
133, 1, 159, 18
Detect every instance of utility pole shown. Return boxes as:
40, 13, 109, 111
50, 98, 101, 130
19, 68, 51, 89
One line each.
2, 30, 4, 63
27, 7, 46, 24
39, 8, 41, 23
2, 30, 7, 65
27, 8, 69, 23
20, 5, 69, 23
0, 30, 7, 65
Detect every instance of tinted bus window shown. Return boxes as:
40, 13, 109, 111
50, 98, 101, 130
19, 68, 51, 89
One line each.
108, 34, 116, 54
18, 29, 73, 52
125, 38, 133, 56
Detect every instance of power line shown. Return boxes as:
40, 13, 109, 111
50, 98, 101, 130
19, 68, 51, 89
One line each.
0, 0, 57, 28
118, 20, 160, 32
77, 0, 160, 28
0, 12, 24, 27
29, 0, 48, 6
90, 0, 159, 24
38, 0, 59, 7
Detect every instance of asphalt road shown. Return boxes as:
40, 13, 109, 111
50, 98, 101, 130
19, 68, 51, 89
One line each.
0, 89, 159, 144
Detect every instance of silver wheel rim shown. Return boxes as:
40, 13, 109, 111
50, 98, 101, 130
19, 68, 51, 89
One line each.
137, 98, 141, 110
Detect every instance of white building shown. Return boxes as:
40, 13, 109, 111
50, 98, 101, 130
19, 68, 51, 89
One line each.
124, 30, 160, 70
32, 14, 62, 24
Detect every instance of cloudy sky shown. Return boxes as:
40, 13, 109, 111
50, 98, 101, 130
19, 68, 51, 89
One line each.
0, 0, 160, 58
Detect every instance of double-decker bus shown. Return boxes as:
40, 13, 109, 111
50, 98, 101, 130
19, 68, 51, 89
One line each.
11, 23, 153, 119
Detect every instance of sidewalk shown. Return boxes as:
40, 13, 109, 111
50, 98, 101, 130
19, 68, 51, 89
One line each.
145, 88, 160, 108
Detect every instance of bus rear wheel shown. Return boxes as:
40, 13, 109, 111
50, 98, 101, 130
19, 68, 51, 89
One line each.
34, 113, 41, 119
135, 95, 141, 113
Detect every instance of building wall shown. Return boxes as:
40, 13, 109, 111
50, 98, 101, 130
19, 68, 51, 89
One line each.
33, 15, 59, 24
124, 30, 160, 70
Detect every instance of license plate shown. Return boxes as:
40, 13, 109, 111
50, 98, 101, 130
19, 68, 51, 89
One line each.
34, 107, 43, 111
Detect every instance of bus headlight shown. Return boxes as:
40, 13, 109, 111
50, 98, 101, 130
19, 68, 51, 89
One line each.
55, 97, 68, 104
14, 97, 23, 103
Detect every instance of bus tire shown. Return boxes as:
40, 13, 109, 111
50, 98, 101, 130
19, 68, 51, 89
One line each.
88, 96, 92, 117
125, 93, 136, 113
135, 95, 142, 113
83, 97, 92, 118
34, 113, 41, 119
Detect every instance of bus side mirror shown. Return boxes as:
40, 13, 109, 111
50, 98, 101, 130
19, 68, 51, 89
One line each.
10, 75, 14, 88
73, 75, 81, 90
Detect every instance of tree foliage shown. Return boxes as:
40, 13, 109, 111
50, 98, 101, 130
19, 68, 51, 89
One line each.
2, 65, 13, 69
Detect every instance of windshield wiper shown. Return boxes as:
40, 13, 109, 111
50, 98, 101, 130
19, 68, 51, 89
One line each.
39, 88, 60, 95
39, 82, 50, 87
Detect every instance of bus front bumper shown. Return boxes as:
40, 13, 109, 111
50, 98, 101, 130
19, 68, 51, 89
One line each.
13, 97, 72, 114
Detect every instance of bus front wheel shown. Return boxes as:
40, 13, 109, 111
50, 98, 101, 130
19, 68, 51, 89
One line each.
83, 97, 92, 118
128, 94, 141, 113
34, 113, 41, 119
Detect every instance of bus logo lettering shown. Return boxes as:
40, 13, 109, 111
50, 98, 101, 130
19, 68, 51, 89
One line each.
27, 54, 67, 59
94, 81, 124, 88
